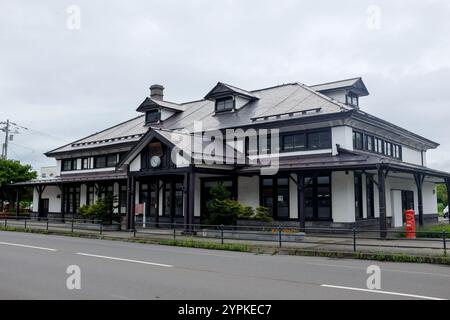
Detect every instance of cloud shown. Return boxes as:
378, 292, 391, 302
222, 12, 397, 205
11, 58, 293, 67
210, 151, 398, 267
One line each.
0, 0, 450, 171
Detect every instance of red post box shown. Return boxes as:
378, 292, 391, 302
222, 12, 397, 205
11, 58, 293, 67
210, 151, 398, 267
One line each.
405, 210, 416, 239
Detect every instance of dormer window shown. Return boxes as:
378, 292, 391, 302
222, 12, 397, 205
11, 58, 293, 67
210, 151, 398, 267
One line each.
215, 97, 235, 113
346, 93, 359, 107
145, 109, 161, 124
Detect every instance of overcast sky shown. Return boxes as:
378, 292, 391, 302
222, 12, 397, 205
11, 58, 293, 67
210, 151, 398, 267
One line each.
1, 0, 450, 171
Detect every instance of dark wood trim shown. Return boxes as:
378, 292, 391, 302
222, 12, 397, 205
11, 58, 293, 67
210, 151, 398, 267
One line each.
414, 173, 425, 226
378, 166, 388, 238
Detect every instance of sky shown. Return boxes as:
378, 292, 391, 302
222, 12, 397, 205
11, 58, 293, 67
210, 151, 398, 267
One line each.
1, 0, 450, 172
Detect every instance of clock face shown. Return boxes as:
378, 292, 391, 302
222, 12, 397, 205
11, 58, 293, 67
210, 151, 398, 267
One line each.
150, 156, 161, 168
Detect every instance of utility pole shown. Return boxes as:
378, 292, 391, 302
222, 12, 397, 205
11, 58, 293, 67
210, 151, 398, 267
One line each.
1, 120, 10, 159
0, 120, 27, 160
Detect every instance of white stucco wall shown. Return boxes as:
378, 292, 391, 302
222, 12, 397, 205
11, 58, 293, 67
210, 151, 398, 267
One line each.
33, 186, 61, 213
289, 174, 298, 219
402, 146, 424, 166
331, 126, 353, 155
331, 171, 355, 223
237, 176, 259, 209
130, 154, 141, 172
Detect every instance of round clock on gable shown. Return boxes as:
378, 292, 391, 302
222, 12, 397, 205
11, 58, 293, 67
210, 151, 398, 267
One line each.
150, 156, 162, 168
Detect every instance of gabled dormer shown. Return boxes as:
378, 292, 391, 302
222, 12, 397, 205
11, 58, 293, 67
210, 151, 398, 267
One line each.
137, 84, 184, 125
310, 77, 369, 109
204, 82, 259, 114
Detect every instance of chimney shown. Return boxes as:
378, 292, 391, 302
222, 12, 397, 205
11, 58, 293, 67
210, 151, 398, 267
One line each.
150, 84, 164, 101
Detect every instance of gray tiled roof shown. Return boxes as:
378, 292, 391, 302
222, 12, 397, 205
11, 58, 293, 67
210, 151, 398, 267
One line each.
310, 77, 369, 96
47, 82, 350, 155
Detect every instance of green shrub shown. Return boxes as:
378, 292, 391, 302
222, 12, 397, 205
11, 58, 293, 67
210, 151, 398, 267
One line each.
254, 206, 273, 222
438, 203, 445, 216
78, 194, 121, 224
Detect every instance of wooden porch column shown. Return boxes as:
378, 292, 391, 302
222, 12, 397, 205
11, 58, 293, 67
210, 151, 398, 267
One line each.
36, 185, 46, 219
414, 174, 425, 226
126, 176, 136, 230
297, 173, 305, 231
378, 167, 387, 239
155, 179, 160, 228
183, 173, 189, 230
186, 172, 196, 232
15, 187, 20, 218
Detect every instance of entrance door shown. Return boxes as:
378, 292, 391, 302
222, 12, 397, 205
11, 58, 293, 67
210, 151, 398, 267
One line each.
139, 181, 158, 224
401, 191, 415, 224
40, 199, 49, 218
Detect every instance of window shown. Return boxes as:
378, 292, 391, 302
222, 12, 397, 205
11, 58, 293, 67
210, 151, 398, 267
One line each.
353, 131, 363, 150
215, 97, 234, 113
145, 109, 161, 124
282, 133, 305, 152
346, 93, 359, 107
261, 177, 290, 220
119, 184, 127, 215
308, 130, 331, 149
375, 138, 384, 154
94, 154, 119, 168
365, 135, 374, 152
62, 159, 77, 171
81, 158, 90, 170
63, 186, 80, 213
354, 173, 363, 219
281, 129, 331, 153
107, 154, 118, 167
87, 185, 95, 205
94, 156, 107, 169
384, 142, 393, 157
304, 175, 331, 221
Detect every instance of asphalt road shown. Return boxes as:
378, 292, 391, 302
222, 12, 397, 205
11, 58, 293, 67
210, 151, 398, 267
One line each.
0, 231, 449, 300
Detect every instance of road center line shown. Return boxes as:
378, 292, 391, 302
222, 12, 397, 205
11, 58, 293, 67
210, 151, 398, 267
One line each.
76, 253, 173, 268
321, 284, 446, 300
0, 241, 57, 252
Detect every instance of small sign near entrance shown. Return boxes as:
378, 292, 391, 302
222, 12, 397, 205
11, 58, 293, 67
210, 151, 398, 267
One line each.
135, 204, 144, 215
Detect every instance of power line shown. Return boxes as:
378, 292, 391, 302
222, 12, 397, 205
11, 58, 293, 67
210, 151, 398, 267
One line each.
0, 119, 28, 160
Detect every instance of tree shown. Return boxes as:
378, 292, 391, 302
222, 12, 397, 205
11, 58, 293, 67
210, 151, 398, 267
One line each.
437, 184, 448, 207
0, 159, 37, 210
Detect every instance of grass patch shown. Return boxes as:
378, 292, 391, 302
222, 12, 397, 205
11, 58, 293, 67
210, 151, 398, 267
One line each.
158, 238, 250, 252
398, 224, 450, 238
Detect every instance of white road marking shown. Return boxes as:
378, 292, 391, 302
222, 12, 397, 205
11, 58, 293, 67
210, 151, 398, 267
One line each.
0, 241, 57, 252
321, 284, 446, 300
76, 253, 173, 268
306, 262, 450, 278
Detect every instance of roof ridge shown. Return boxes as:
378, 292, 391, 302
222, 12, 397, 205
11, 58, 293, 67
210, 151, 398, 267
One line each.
296, 82, 353, 112
309, 77, 362, 88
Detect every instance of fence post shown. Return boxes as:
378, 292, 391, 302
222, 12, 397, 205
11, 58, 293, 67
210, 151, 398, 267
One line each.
221, 224, 224, 245
46, 220, 49, 231
24, 219, 27, 230
353, 228, 357, 252
100, 222, 103, 235
173, 223, 176, 241
4, 219, 7, 228
443, 231, 447, 256
71, 220, 74, 233
133, 229, 136, 238
278, 225, 282, 248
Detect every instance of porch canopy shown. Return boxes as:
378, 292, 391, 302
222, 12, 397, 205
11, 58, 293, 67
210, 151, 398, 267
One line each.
238, 148, 450, 237
12, 171, 127, 219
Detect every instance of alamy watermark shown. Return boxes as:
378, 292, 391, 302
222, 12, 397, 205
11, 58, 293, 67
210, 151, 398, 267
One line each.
169, 121, 280, 175
366, 265, 381, 290
66, 265, 81, 290
66, 5, 81, 30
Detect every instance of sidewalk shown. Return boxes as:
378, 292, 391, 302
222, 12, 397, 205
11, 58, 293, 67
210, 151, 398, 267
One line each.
2, 219, 448, 259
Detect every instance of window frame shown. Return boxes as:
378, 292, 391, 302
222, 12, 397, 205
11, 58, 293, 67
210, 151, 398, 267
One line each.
215, 97, 235, 113
281, 129, 331, 153
145, 109, 161, 124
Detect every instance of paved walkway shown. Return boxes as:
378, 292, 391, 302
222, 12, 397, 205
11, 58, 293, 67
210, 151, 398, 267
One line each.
2, 219, 448, 257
